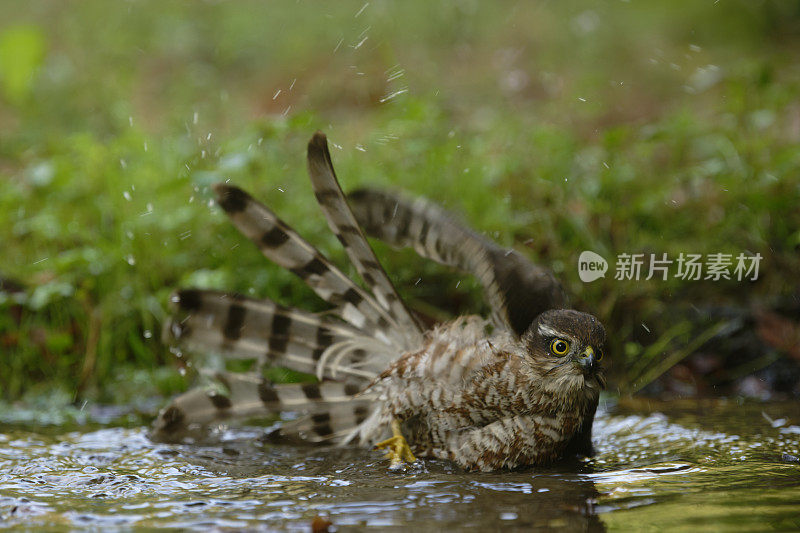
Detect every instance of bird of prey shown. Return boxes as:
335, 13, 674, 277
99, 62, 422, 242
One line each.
154, 132, 606, 472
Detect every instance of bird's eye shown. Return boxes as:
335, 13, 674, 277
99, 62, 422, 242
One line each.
596, 347, 604, 361
550, 338, 570, 355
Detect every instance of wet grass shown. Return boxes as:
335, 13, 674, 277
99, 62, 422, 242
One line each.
0, 1, 799, 402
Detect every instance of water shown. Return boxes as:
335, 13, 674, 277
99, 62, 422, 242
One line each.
1, 398, 799, 531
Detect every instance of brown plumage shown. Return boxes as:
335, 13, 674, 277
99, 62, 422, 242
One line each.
360, 311, 605, 470
154, 132, 607, 472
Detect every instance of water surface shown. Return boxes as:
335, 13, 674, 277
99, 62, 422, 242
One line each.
1, 398, 799, 530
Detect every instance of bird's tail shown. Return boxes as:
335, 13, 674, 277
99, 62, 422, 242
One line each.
154, 133, 421, 443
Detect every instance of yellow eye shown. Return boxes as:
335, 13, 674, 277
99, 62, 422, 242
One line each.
596, 347, 604, 361
550, 338, 570, 355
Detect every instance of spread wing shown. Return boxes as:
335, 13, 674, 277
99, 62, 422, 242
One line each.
347, 188, 567, 336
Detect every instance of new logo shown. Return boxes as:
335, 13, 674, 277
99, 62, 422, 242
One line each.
578, 251, 608, 282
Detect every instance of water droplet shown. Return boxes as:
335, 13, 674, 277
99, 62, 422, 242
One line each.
379, 87, 408, 103
123, 191, 132, 201
125, 255, 136, 266
143, 330, 152, 339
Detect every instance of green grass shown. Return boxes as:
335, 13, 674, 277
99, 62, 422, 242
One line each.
1, 1, 798, 403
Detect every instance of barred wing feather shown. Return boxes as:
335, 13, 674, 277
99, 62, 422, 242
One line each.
347, 188, 567, 337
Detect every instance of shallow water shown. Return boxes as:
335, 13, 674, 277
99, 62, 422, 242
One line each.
1, 398, 799, 531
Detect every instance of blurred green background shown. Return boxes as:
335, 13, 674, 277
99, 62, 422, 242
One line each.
1, 1, 799, 407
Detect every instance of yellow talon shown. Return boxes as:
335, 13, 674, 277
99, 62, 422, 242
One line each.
374, 419, 416, 467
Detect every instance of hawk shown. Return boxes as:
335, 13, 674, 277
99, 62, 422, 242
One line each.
154, 132, 606, 472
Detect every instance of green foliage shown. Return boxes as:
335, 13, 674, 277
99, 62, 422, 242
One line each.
0, 25, 45, 104
0, 1, 798, 402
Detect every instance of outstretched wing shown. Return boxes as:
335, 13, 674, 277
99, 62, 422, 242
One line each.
347, 188, 567, 336
306, 132, 423, 349
214, 183, 403, 348
151, 371, 376, 443
164, 289, 386, 381
157, 133, 429, 443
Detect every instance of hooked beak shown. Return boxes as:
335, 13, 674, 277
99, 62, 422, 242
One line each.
577, 346, 596, 373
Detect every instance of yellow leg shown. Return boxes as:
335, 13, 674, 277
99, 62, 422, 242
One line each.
374, 419, 416, 467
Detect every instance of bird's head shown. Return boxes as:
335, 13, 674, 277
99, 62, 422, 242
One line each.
523, 309, 607, 393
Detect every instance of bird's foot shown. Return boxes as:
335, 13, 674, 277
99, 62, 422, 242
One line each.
374, 419, 416, 468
